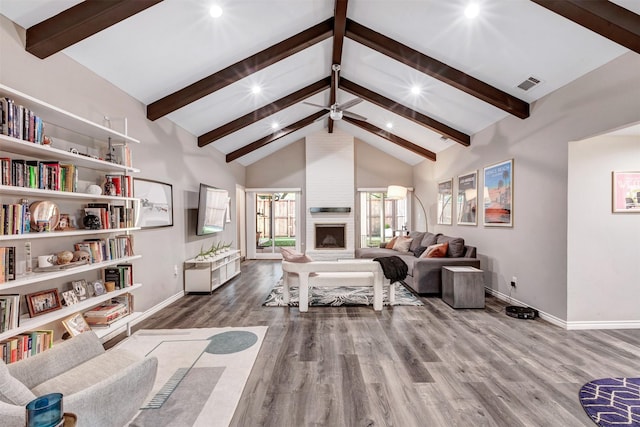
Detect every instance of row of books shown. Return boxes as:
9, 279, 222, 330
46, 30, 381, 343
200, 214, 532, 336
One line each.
103, 264, 134, 290
1, 203, 29, 236
83, 295, 132, 327
1, 158, 78, 192
85, 203, 135, 230
105, 174, 133, 198
0, 330, 54, 364
1, 97, 46, 143
0, 247, 16, 283
0, 294, 20, 331
74, 235, 134, 263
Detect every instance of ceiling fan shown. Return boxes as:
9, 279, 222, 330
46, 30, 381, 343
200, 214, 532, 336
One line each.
303, 64, 367, 121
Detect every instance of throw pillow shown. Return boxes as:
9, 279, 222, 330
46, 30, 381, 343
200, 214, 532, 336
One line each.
0, 360, 35, 405
420, 232, 440, 248
408, 231, 425, 252
412, 246, 428, 258
280, 247, 313, 263
392, 236, 413, 253
436, 236, 465, 257
420, 242, 449, 258
385, 237, 397, 249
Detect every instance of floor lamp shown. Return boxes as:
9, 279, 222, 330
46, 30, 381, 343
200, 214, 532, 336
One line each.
386, 185, 428, 232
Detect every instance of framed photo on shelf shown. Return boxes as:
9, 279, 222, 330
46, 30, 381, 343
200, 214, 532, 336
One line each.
612, 171, 640, 213
133, 178, 174, 229
26, 289, 62, 318
437, 178, 453, 225
72, 279, 89, 301
61, 312, 92, 337
61, 290, 79, 306
483, 159, 514, 227
457, 170, 478, 226
92, 280, 107, 296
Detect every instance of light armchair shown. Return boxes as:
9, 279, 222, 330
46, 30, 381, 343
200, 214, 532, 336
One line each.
0, 331, 157, 427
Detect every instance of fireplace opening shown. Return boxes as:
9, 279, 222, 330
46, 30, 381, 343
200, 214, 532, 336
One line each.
315, 224, 346, 249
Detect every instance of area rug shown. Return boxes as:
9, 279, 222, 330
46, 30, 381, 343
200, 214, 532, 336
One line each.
579, 377, 640, 426
263, 278, 423, 307
114, 326, 267, 427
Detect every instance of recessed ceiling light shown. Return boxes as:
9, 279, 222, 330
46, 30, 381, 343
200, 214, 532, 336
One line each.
271, 122, 279, 130
209, 4, 223, 18
411, 86, 421, 95
465, 3, 479, 19
386, 122, 393, 129
251, 85, 261, 94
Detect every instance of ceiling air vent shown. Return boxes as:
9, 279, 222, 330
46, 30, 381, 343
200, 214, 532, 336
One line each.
517, 76, 542, 91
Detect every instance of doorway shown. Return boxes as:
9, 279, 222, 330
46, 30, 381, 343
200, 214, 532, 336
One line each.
246, 190, 300, 259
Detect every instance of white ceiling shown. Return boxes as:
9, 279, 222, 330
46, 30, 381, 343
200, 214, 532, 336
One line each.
1, 0, 638, 166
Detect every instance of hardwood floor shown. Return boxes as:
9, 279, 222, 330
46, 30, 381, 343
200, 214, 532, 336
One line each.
109, 260, 640, 426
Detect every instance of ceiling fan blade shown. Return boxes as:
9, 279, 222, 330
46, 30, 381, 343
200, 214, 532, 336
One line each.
337, 97, 363, 111
342, 111, 367, 121
303, 101, 330, 109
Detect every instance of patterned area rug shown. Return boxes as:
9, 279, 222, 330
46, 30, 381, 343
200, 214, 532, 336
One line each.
263, 278, 423, 307
115, 327, 267, 427
579, 377, 640, 426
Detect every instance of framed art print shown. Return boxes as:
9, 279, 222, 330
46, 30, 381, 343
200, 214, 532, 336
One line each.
483, 159, 513, 227
612, 171, 640, 213
62, 312, 92, 337
437, 178, 453, 225
134, 178, 174, 229
457, 170, 478, 226
26, 289, 62, 318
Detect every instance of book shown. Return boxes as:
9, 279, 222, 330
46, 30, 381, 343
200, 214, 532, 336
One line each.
103, 267, 122, 290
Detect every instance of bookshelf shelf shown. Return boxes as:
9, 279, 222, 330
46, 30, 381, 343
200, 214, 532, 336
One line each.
0, 84, 139, 145
0, 184, 140, 201
0, 227, 141, 241
93, 311, 143, 341
0, 255, 141, 291
0, 283, 142, 342
0, 84, 142, 346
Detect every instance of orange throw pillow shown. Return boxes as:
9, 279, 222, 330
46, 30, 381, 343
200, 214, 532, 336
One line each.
385, 237, 398, 249
421, 242, 449, 258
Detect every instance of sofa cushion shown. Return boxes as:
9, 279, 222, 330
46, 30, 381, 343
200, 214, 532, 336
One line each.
281, 247, 313, 263
407, 231, 425, 252
392, 236, 413, 253
0, 361, 35, 405
420, 232, 440, 248
421, 242, 449, 258
436, 235, 465, 257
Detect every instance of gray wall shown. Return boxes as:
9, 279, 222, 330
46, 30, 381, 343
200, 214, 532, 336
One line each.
245, 139, 305, 188
413, 51, 640, 323
0, 15, 245, 313
355, 139, 413, 188
568, 134, 640, 325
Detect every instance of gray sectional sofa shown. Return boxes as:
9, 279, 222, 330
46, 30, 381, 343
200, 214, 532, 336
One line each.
355, 231, 480, 295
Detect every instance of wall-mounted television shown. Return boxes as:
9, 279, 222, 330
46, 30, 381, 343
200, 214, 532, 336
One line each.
196, 183, 229, 235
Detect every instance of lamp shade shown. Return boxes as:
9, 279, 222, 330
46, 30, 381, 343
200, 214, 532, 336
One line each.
386, 185, 408, 200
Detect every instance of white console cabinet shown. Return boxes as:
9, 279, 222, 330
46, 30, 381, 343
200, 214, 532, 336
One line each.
183, 250, 241, 294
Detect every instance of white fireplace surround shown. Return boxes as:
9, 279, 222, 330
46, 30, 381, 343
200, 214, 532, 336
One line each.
305, 130, 355, 260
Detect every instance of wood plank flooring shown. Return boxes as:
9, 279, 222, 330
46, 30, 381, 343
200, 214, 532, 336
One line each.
108, 260, 640, 427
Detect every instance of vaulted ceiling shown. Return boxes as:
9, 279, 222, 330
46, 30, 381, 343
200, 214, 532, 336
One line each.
1, 0, 639, 166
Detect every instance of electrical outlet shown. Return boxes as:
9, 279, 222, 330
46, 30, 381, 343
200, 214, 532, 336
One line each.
511, 276, 517, 287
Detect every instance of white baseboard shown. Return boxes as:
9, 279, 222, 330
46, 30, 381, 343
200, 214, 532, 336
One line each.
484, 287, 567, 329
564, 320, 640, 330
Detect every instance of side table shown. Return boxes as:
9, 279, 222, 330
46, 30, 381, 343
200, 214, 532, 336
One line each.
442, 266, 485, 309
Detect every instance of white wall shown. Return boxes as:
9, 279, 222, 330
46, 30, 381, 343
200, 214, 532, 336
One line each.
0, 16, 245, 314
413, 51, 640, 324
567, 135, 640, 327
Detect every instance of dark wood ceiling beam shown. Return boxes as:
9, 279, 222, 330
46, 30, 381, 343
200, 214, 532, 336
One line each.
345, 19, 530, 119
226, 111, 327, 163
26, 0, 163, 59
148, 18, 334, 121
531, 0, 640, 54
342, 117, 437, 161
340, 78, 470, 146
198, 77, 331, 147
328, 0, 349, 133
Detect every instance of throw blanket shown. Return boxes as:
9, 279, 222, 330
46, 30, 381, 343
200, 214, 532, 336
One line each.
373, 256, 408, 283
